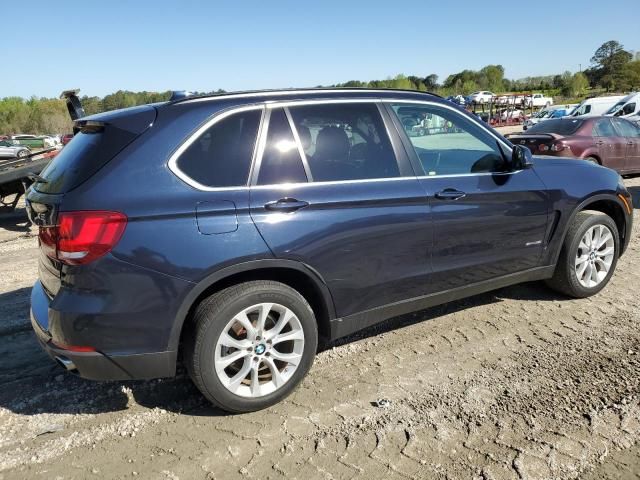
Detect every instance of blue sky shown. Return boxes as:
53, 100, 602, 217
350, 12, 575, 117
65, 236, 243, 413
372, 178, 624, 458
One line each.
3, 1, 638, 98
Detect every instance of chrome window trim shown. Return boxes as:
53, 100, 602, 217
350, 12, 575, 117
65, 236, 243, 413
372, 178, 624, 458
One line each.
246, 170, 517, 191
168, 97, 518, 192
167, 104, 264, 192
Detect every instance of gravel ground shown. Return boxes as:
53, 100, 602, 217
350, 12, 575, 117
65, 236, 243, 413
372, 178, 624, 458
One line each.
0, 177, 639, 480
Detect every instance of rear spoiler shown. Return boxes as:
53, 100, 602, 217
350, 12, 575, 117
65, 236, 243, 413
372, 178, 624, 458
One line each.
60, 89, 85, 121
506, 133, 561, 141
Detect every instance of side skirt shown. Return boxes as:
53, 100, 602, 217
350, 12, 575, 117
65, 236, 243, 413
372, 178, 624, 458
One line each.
329, 265, 555, 340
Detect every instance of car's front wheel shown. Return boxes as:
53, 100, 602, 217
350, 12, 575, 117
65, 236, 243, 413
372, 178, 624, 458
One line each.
184, 280, 318, 412
546, 212, 619, 298
17, 149, 28, 158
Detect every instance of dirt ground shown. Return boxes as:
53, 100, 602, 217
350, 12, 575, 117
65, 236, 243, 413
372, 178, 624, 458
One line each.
0, 177, 639, 480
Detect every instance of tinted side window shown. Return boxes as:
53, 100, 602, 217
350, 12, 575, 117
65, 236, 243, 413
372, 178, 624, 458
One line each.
176, 109, 261, 187
257, 108, 307, 185
593, 119, 617, 137
391, 103, 506, 176
613, 118, 640, 137
622, 102, 636, 115
288, 103, 399, 182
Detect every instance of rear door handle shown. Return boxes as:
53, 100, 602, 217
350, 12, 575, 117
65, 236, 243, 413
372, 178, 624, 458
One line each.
264, 198, 309, 212
435, 189, 466, 200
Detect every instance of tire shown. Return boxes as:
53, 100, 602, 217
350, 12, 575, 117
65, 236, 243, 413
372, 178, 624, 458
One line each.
586, 156, 600, 165
17, 149, 28, 158
184, 280, 318, 413
545, 212, 619, 298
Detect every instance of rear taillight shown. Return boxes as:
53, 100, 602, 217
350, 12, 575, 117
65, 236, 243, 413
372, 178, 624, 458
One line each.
551, 142, 570, 152
39, 211, 127, 265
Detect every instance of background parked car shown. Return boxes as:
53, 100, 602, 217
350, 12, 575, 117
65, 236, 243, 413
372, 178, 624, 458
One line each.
523, 105, 577, 130
0, 140, 31, 159
11, 134, 54, 149
605, 92, 640, 119
61, 133, 74, 145
467, 91, 495, 104
507, 116, 640, 174
525, 93, 553, 108
570, 95, 625, 117
445, 95, 467, 106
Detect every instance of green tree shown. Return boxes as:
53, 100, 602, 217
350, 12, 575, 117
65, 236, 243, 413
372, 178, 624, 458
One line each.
590, 40, 633, 90
619, 61, 640, 90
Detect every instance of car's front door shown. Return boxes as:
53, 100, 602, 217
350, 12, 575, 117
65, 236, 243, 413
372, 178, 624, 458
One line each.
386, 101, 550, 292
249, 102, 433, 320
593, 118, 627, 172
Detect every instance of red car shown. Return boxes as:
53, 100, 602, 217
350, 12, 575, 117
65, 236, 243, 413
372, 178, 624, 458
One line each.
61, 133, 74, 145
508, 116, 640, 174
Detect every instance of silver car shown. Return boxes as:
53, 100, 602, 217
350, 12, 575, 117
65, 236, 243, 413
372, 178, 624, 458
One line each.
0, 140, 30, 159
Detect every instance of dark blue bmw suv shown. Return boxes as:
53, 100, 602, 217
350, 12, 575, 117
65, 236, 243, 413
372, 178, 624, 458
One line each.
27, 89, 633, 412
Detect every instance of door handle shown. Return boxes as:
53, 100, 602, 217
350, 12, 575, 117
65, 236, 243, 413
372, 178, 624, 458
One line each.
264, 198, 309, 212
596, 140, 604, 146
628, 142, 634, 146
435, 189, 466, 200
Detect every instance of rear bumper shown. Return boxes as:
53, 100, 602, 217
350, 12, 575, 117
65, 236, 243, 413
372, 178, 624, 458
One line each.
30, 280, 177, 381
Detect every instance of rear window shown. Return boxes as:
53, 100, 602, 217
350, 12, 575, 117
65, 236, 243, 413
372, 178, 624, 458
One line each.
36, 128, 138, 194
176, 109, 261, 188
36, 105, 156, 194
527, 119, 584, 136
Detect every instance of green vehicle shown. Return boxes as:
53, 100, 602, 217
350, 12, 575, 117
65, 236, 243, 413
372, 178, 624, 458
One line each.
11, 135, 54, 149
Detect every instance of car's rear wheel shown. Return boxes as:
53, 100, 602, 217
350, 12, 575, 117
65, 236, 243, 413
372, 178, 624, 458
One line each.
546, 212, 619, 298
184, 280, 318, 413
17, 150, 28, 158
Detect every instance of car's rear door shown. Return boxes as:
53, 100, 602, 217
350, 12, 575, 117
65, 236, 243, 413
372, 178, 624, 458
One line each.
593, 118, 627, 172
611, 118, 640, 173
249, 101, 433, 320
385, 100, 550, 292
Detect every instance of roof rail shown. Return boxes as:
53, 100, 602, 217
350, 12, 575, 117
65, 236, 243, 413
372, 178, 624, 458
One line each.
168, 87, 440, 105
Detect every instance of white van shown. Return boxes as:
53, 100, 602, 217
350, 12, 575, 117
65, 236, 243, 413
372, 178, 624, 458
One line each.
605, 92, 640, 118
569, 95, 625, 117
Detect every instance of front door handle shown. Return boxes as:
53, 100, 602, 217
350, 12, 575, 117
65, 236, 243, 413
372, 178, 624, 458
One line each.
596, 140, 604, 146
435, 189, 466, 200
264, 198, 309, 212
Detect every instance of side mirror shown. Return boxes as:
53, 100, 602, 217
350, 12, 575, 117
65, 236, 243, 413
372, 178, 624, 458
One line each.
511, 144, 533, 171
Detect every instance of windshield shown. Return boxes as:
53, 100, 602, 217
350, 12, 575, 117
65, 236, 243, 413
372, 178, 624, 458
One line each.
527, 119, 584, 135
606, 101, 626, 115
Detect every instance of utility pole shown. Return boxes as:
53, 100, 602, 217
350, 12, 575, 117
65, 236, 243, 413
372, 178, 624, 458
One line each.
579, 63, 582, 73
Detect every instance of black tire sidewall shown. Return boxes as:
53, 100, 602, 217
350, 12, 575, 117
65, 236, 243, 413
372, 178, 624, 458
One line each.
191, 284, 318, 413
563, 214, 619, 297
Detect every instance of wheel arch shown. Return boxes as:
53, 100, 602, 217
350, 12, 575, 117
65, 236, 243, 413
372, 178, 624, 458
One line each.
582, 151, 601, 164
551, 193, 629, 265
169, 259, 337, 354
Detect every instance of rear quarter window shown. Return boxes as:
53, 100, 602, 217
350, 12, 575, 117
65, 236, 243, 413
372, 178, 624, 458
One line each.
175, 108, 262, 188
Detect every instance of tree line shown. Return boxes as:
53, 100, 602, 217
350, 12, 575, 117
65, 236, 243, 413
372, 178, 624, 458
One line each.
1, 40, 639, 135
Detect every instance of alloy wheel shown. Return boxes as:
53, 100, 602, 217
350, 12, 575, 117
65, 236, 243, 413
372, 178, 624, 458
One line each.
214, 303, 305, 398
575, 224, 615, 288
